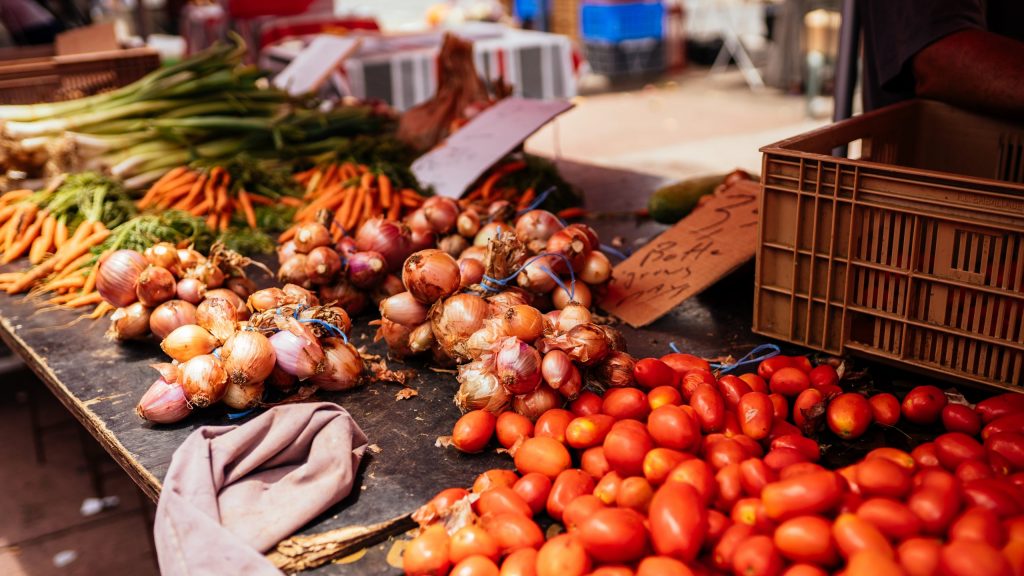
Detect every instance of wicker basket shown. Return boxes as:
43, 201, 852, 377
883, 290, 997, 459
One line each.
0, 46, 160, 105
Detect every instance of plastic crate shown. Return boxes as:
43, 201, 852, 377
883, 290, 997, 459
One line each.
0, 47, 159, 105
515, 0, 543, 20
584, 38, 665, 76
581, 1, 664, 42
754, 100, 1024, 391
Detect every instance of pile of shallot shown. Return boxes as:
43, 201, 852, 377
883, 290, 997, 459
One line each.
135, 284, 365, 424
97, 242, 261, 342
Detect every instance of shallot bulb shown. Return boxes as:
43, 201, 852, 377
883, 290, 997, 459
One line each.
513, 384, 562, 421
136, 266, 176, 307
206, 288, 249, 321
282, 284, 319, 307
408, 322, 435, 354
456, 210, 481, 238
409, 228, 436, 253
179, 354, 228, 408
299, 306, 352, 335
319, 281, 367, 316
248, 287, 288, 312
438, 234, 469, 259
546, 227, 592, 273
196, 298, 237, 344
455, 360, 510, 414
568, 223, 600, 249
505, 305, 545, 343
278, 254, 310, 288
312, 338, 364, 391
541, 349, 576, 389
176, 248, 206, 271
304, 246, 342, 285
221, 330, 276, 387
592, 351, 636, 388
347, 251, 388, 289
277, 240, 299, 265
222, 380, 264, 410
144, 242, 182, 275
372, 274, 406, 303
191, 260, 225, 289
150, 300, 197, 340
562, 323, 610, 366
495, 337, 542, 394
515, 210, 563, 252
380, 291, 430, 326
269, 320, 325, 380
487, 200, 515, 223
557, 302, 592, 333
474, 222, 504, 247
136, 377, 191, 424
293, 222, 332, 254
225, 277, 256, 301
406, 209, 431, 234
374, 317, 414, 358
430, 293, 489, 361
161, 324, 218, 363
458, 258, 484, 288
266, 365, 297, 392
107, 302, 151, 341
553, 281, 591, 309
355, 218, 412, 271
403, 249, 461, 304
487, 289, 531, 317
175, 277, 206, 305
460, 245, 487, 263
580, 251, 612, 285
517, 256, 559, 294
465, 317, 511, 359
97, 249, 147, 307
336, 236, 358, 259
422, 196, 459, 234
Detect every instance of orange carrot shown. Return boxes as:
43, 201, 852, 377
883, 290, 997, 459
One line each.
347, 187, 366, 231
65, 292, 102, 308
54, 217, 68, 250
0, 189, 32, 206
379, 174, 393, 209
237, 189, 257, 228
29, 214, 56, 264
54, 226, 108, 271
5, 212, 45, 263
278, 225, 297, 243
387, 197, 401, 220
557, 207, 588, 220
279, 197, 302, 208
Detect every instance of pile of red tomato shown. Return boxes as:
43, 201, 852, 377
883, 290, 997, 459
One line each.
404, 351, 1024, 576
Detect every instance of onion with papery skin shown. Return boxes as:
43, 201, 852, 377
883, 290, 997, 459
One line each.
108, 302, 151, 340
206, 288, 249, 321
568, 223, 600, 250
553, 281, 591, 309
580, 251, 612, 285
299, 306, 352, 335
541, 349, 574, 389
225, 277, 256, 301
460, 245, 486, 263
513, 384, 562, 421
505, 305, 544, 343
406, 209, 431, 234
599, 325, 627, 352
277, 240, 299, 265
487, 200, 515, 223
592, 351, 636, 388
558, 366, 583, 400
430, 293, 489, 361
221, 330, 275, 387
487, 289, 531, 317
515, 210, 563, 253
494, 337, 542, 394
293, 222, 331, 254
455, 360, 510, 414
266, 365, 296, 392
196, 298, 237, 344
143, 242, 181, 275
438, 234, 469, 259
150, 362, 179, 384
312, 337, 363, 391
347, 251, 387, 289
517, 256, 559, 294
278, 254, 310, 287
136, 266, 176, 307
191, 260, 224, 289
223, 379, 264, 410
562, 323, 610, 366
179, 354, 227, 408
474, 222, 504, 247
458, 258, 484, 288
546, 227, 591, 273
161, 324, 218, 362
97, 250, 147, 307
355, 218, 412, 271
320, 281, 367, 316
269, 319, 325, 380
248, 287, 287, 312
282, 284, 319, 307
457, 210, 480, 238
175, 277, 206, 304
370, 274, 405, 305
136, 377, 191, 424
557, 302, 592, 333
380, 291, 429, 326
336, 236, 358, 260
409, 228, 436, 254
465, 317, 511, 359
408, 322, 435, 354
423, 196, 459, 234
177, 248, 205, 271
150, 300, 197, 340
305, 246, 342, 285
374, 317, 414, 358
403, 249, 461, 304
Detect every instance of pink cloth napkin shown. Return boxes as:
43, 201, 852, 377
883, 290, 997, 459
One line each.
154, 402, 368, 576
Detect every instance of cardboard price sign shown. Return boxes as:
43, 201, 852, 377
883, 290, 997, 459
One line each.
603, 179, 760, 327
273, 35, 360, 96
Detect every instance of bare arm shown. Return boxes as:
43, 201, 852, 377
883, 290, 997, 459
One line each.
913, 28, 1024, 120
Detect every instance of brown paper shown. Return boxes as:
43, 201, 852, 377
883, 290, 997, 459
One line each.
56, 22, 118, 55
603, 179, 760, 327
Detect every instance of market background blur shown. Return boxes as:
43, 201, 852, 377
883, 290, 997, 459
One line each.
0, 1, 841, 574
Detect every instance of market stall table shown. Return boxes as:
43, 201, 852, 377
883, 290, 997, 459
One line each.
0, 160, 769, 574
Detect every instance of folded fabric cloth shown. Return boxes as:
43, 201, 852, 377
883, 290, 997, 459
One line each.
154, 402, 368, 576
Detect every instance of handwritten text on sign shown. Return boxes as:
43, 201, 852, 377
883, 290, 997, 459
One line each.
603, 180, 760, 327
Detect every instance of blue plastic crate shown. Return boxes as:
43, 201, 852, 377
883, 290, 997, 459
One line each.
515, 0, 543, 20
581, 1, 664, 42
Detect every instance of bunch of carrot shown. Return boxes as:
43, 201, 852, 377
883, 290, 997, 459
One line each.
137, 166, 303, 232
284, 161, 425, 242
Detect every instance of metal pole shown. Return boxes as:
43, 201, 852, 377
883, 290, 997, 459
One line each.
832, 0, 859, 123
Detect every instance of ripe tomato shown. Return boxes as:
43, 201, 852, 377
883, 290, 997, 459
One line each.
647, 385, 683, 410
731, 497, 773, 532
845, 550, 906, 576
758, 356, 794, 382
739, 457, 777, 496
616, 476, 654, 513
450, 525, 500, 563
770, 367, 811, 397
781, 565, 827, 576
569, 391, 603, 417
761, 471, 844, 521
769, 418, 803, 441
594, 471, 624, 505
580, 447, 610, 479
666, 458, 716, 505
482, 512, 544, 555
897, 537, 942, 576
562, 494, 605, 532
986, 431, 1024, 471
788, 356, 813, 373
513, 473, 552, 516
865, 447, 916, 470
942, 404, 981, 436
634, 358, 678, 390
962, 479, 1024, 517
911, 442, 941, 468
680, 370, 717, 400
661, 353, 711, 377
856, 498, 922, 541
649, 482, 706, 562
474, 470, 520, 493
934, 432, 986, 470
901, 385, 948, 425
827, 393, 873, 440
732, 534, 784, 576
602, 388, 650, 421
1004, 540, 1024, 576
908, 487, 961, 535
949, 507, 1005, 547
587, 568, 633, 576
643, 447, 691, 485
856, 457, 912, 498
535, 534, 590, 576
764, 447, 812, 471
577, 508, 649, 564
565, 414, 615, 449
404, 523, 451, 576
779, 462, 827, 480
647, 404, 700, 452
514, 437, 571, 479
769, 393, 789, 421
635, 556, 693, 576
737, 391, 774, 440
808, 364, 839, 389
690, 384, 726, 433
603, 420, 654, 478
733, 434, 764, 459
774, 515, 838, 565
705, 436, 747, 470
546, 469, 595, 521
868, 393, 901, 426
450, 555, 500, 576
453, 410, 497, 453
496, 412, 534, 449
707, 509, 730, 545
713, 523, 754, 570
535, 409, 574, 444
832, 512, 894, 559
956, 460, 994, 482
476, 486, 533, 518
939, 539, 1013, 576
984, 413, 1024, 440
976, 393, 1024, 424
740, 372, 769, 393
717, 375, 752, 407
771, 434, 821, 462
498, 548, 537, 576
793, 388, 825, 433
715, 462, 744, 510
416, 487, 471, 524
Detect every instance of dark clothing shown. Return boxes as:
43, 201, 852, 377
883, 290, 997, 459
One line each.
20, 21, 63, 45
861, 0, 1024, 111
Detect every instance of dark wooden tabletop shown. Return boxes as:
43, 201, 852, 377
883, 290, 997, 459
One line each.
0, 159, 771, 574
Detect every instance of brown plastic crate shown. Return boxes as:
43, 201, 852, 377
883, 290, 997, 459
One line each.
0, 46, 159, 105
754, 100, 1024, 391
